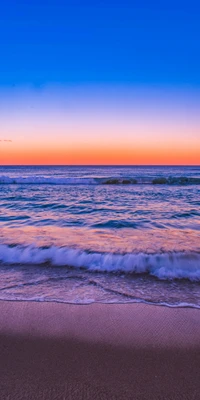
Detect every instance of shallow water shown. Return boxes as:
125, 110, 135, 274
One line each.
0, 166, 200, 307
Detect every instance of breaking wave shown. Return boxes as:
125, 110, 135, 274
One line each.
0, 244, 200, 281
0, 175, 200, 185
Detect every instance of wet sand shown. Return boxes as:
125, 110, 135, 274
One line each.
0, 301, 200, 399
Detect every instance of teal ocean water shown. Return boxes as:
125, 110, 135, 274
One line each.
0, 166, 200, 307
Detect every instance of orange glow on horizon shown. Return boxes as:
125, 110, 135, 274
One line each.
1, 141, 199, 165
1, 87, 200, 166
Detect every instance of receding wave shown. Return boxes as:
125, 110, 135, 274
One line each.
0, 175, 200, 185
0, 244, 200, 281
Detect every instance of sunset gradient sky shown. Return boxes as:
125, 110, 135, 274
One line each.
0, 0, 200, 165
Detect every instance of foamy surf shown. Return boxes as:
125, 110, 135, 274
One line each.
0, 244, 200, 281
0, 165, 199, 307
0, 175, 200, 185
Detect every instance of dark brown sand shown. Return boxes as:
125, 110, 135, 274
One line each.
0, 301, 200, 399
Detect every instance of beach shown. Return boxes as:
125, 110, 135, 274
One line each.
0, 301, 200, 399
1, 0, 200, 395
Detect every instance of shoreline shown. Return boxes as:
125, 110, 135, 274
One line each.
1, 297, 200, 310
0, 301, 200, 399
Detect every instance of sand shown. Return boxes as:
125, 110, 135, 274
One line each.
0, 301, 200, 399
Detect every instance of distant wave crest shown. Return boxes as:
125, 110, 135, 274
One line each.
0, 244, 200, 281
0, 175, 96, 185
0, 175, 200, 185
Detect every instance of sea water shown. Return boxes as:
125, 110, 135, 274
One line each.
0, 165, 199, 307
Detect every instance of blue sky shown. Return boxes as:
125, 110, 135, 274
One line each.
0, 1, 200, 165
0, 0, 200, 88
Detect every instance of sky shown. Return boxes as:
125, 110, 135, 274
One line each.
0, 0, 200, 165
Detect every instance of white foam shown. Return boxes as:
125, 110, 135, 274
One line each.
0, 175, 96, 185
0, 244, 200, 281
1, 175, 199, 185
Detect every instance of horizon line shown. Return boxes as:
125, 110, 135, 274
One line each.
0, 164, 199, 167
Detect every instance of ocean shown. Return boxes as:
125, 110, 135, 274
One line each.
0, 165, 200, 307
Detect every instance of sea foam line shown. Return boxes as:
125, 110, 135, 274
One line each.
0, 175, 200, 185
0, 244, 200, 281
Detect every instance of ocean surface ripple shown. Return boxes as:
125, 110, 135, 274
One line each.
0, 166, 199, 307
